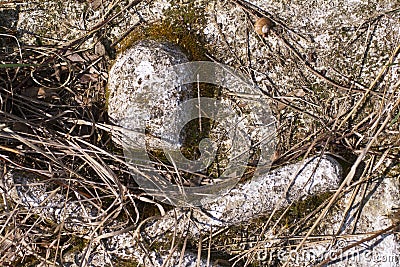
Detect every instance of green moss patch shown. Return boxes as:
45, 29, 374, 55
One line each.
117, 2, 208, 61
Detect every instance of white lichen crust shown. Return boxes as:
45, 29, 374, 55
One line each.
0, 156, 342, 266
104, 155, 342, 266
108, 39, 190, 149
294, 166, 400, 267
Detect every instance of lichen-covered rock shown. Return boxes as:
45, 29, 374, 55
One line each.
202, 0, 399, 92
2, 0, 399, 266
107, 39, 277, 207
141, 155, 342, 238
1, 155, 343, 266
1, 171, 98, 235
104, 155, 342, 265
6, 0, 134, 46
291, 166, 400, 267
107, 39, 191, 150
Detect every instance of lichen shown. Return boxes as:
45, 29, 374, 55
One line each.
109, 2, 221, 183
208, 191, 333, 257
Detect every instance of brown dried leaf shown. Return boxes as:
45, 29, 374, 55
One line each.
277, 88, 306, 110
79, 73, 99, 83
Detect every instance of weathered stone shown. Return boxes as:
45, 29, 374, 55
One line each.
202, 0, 399, 93
107, 39, 191, 150
108, 39, 277, 207
291, 168, 400, 267
142, 155, 342, 237
1, 155, 343, 266
1, 171, 98, 235
104, 155, 342, 266
2, 0, 398, 266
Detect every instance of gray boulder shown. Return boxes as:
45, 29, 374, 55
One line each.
107, 39, 191, 150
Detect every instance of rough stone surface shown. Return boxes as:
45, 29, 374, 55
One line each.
108, 39, 277, 207
1, 0, 399, 266
105, 156, 342, 265
3, 0, 142, 46
0, 156, 342, 266
202, 0, 399, 93
293, 166, 400, 267
108, 39, 190, 149
1, 171, 99, 235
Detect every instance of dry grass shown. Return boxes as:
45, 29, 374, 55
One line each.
0, 2, 148, 266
